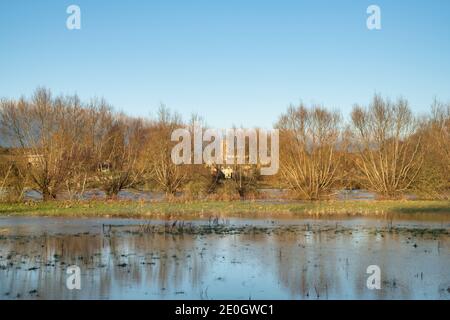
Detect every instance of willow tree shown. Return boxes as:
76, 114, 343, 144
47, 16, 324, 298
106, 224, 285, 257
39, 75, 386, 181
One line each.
415, 100, 450, 198
142, 105, 186, 196
350, 95, 423, 198
95, 114, 147, 198
276, 104, 343, 200
0, 155, 27, 202
0, 88, 90, 200
431, 101, 450, 176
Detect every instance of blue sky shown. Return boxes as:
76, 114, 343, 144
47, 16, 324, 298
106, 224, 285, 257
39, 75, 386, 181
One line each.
1, 0, 449, 128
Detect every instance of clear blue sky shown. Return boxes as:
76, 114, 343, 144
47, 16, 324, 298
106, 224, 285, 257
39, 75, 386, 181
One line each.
1, 0, 449, 128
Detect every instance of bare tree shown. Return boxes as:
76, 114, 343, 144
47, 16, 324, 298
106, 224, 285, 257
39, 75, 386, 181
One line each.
430, 100, 450, 174
143, 105, 186, 196
350, 95, 423, 198
276, 104, 343, 200
95, 114, 146, 198
0, 88, 90, 200
415, 100, 450, 198
0, 154, 27, 202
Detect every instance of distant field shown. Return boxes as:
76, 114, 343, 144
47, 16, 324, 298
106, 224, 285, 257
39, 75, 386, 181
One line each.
1, 200, 450, 219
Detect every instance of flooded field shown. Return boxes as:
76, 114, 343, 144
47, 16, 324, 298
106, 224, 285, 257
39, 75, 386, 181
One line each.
0, 216, 449, 300
18, 188, 378, 202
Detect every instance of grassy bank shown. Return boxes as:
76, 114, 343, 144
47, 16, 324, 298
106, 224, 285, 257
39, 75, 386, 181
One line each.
0, 200, 450, 219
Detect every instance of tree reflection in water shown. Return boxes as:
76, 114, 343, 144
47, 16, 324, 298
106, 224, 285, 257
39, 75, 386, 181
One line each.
0, 218, 449, 299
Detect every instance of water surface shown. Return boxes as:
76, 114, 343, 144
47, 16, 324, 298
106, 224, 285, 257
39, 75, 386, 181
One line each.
0, 216, 449, 300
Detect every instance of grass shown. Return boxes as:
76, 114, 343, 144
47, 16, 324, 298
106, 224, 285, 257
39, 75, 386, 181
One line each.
0, 199, 450, 219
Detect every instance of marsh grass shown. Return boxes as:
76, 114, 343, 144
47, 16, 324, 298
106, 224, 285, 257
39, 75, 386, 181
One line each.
0, 199, 450, 218
131, 220, 269, 236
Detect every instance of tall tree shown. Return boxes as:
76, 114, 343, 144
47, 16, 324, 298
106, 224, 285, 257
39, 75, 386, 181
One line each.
142, 105, 186, 196
0, 88, 89, 200
276, 104, 343, 200
350, 95, 423, 198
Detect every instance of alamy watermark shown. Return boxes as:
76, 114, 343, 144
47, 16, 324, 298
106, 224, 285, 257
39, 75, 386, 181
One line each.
66, 5, 81, 30
66, 265, 81, 290
65, 5, 380, 31
367, 5, 381, 30
366, 265, 381, 290
171, 122, 279, 176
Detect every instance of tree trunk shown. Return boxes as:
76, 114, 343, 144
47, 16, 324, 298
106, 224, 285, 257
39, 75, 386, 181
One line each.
42, 187, 56, 201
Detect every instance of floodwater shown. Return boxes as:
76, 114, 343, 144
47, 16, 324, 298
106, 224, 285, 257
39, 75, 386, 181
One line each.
0, 216, 449, 300
19, 188, 378, 201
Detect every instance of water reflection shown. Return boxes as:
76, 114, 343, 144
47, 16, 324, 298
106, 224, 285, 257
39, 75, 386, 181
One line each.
0, 218, 449, 299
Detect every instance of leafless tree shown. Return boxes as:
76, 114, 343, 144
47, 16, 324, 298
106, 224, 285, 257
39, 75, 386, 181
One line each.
276, 104, 343, 200
414, 100, 450, 198
430, 100, 450, 174
95, 114, 146, 198
0, 155, 27, 202
350, 95, 423, 198
143, 105, 186, 196
0, 88, 90, 200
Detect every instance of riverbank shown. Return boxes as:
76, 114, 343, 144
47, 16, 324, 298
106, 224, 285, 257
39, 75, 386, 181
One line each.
1, 200, 450, 219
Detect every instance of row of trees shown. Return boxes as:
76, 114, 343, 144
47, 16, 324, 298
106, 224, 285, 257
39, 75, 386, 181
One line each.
0, 88, 187, 201
0, 88, 449, 201
276, 96, 449, 200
